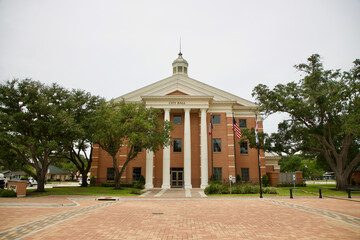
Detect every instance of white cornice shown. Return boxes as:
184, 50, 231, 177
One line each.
113, 74, 258, 107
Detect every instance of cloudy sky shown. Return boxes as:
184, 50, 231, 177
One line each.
0, 0, 359, 133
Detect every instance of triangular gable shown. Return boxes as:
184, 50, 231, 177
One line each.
167, 90, 188, 95
114, 74, 257, 107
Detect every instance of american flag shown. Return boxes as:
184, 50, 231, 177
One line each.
232, 117, 241, 139
209, 119, 213, 135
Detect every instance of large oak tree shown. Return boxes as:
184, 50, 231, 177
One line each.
253, 54, 360, 190
93, 100, 172, 189
0, 79, 77, 191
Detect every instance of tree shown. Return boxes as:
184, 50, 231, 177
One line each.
252, 54, 360, 190
93, 100, 172, 189
0, 79, 77, 191
278, 155, 325, 179
61, 90, 104, 187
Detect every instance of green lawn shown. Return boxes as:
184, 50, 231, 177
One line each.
208, 184, 360, 197
26, 186, 143, 197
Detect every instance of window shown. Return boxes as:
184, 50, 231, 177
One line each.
184, 67, 187, 74
213, 168, 222, 181
213, 139, 222, 152
212, 115, 220, 124
107, 168, 114, 181
240, 142, 248, 154
173, 115, 182, 125
239, 119, 247, 128
132, 167, 141, 181
241, 168, 249, 182
178, 66, 183, 72
173, 138, 182, 152
173, 67, 176, 74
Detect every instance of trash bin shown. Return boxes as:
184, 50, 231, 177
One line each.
7, 180, 27, 197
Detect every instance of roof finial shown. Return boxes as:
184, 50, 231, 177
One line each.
179, 37, 182, 55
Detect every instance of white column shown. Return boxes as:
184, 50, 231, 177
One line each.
200, 108, 209, 189
162, 108, 171, 189
145, 150, 154, 189
184, 108, 192, 189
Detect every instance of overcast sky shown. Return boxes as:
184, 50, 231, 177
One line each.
1, 0, 359, 134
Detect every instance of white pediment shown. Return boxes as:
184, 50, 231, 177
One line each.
114, 74, 257, 107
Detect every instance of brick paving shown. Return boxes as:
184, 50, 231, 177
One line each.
0, 192, 359, 239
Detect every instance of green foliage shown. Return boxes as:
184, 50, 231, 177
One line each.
209, 178, 222, 185
0, 189, 17, 197
204, 183, 278, 195
204, 183, 229, 194
262, 174, 269, 187
239, 128, 268, 151
0, 79, 82, 191
26, 186, 144, 197
278, 155, 325, 179
262, 187, 279, 194
138, 175, 145, 185
132, 181, 145, 189
93, 100, 172, 189
236, 174, 241, 184
252, 55, 360, 190
276, 183, 307, 187
101, 183, 134, 188
90, 176, 96, 186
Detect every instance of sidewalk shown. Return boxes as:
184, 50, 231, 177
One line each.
1, 191, 359, 239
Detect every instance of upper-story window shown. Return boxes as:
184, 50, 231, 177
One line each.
178, 66, 183, 72
173, 115, 182, 125
213, 139, 222, 152
239, 119, 247, 128
173, 139, 182, 152
240, 142, 248, 154
212, 115, 221, 124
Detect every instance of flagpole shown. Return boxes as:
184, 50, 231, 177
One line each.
211, 117, 214, 181
256, 115, 263, 198
232, 113, 237, 179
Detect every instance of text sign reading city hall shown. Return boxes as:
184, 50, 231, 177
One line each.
169, 102, 186, 105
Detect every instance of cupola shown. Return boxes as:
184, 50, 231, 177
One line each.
172, 52, 188, 76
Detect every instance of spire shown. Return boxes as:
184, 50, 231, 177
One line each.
172, 41, 188, 76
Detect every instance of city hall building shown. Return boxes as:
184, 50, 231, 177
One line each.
91, 52, 268, 189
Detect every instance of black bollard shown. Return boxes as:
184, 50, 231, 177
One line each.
290, 188, 293, 199
348, 190, 351, 198
319, 188, 322, 198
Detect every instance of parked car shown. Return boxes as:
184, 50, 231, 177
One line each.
78, 178, 90, 185
21, 177, 37, 187
0, 173, 6, 189
28, 177, 37, 186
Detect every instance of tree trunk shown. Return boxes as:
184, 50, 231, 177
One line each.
335, 171, 350, 191
81, 171, 89, 187
113, 155, 121, 190
36, 168, 46, 192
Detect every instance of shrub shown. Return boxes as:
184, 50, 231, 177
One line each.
0, 189, 17, 197
138, 175, 145, 184
90, 176, 96, 186
276, 183, 307, 187
236, 174, 242, 184
262, 187, 279, 194
262, 175, 269, 187
101, 183, 134, 188
204, 183, 229, 194
209, 179, 222, 185
133, 181, 145, 189
204, 183, 279, 195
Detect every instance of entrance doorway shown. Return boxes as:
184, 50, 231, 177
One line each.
170, 168, 183, 188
